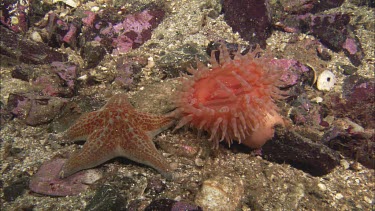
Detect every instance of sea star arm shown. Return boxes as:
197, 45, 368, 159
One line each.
103, 93, 134, 110
136, 113, 176, 137
65, 94, 135, 141
117, 127, 174, 180
60, 128, 117, 178
64, 111, 103, 142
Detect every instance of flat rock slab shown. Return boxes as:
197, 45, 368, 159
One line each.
262, 127, 341, 176
0, 26, 67, 64
29, 158, 102, 196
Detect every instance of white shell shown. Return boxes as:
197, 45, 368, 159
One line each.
317, 70, 336, 91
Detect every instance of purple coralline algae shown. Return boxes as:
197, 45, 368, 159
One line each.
51, 61, 77, 91
31, 62, 78, 97
114, 59, 136, 88
31, 8, 164, 69
270, 59, 311, 87
36, 8, 165, 56
92, 10, 164, 54
111, 9, 164, 54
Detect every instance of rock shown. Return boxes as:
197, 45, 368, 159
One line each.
0, 101, 13, 128
289, 95, 322, 126
316, 45, 332, 61
349, 0, 375, 7
157, 43, 208, 78
22, 97, 63, 126
50, 62, 78, 97
275, 13, 365, 66
312, 0, 345, 12
146, 178, 166, 194
114, 56, 144, 89
145, 199, 202, 211
323, 123, 375, 169
111, 9, 165, 54
11, 62, 79, 98
29, 158, 102, 196
279, 0, 318, 14
338, 64, 358, 75
195, 175, 244, 211
7, 93, 68, 126
0, 26, 68, 64
306, 14, 364, 66
80, 41, 106, 68
11, 64, 34, 82
270, 59, 311, 88
85, 185, 127, 211
80, 8, 165, 54
262, 127, 341, 176
222, 0, 271, 48
328, 76, 375, 128
3, 177, 29, 202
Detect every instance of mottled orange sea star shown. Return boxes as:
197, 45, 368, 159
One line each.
59, 93, 175, 180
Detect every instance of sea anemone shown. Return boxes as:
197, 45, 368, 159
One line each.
173, 44, 286, 148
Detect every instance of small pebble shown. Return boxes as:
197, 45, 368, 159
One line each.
350, 162, 361, 171
317, 183, 327, 191
340, 160, 350, 170
364, 196, 372, 204
91, 6, 100, 12
335, 193, 344, 200
194, 158, 204, 167
316, 46, 332, 61
344, 118, 364, 133
311, 97, 323, 103
340, 64, 358, 75
195, 175, 243, 211
31, 31, 43, 43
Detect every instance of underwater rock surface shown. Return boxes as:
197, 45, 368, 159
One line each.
0, 0, 374, 210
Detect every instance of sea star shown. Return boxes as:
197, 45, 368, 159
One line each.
59, 93, 175, 180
